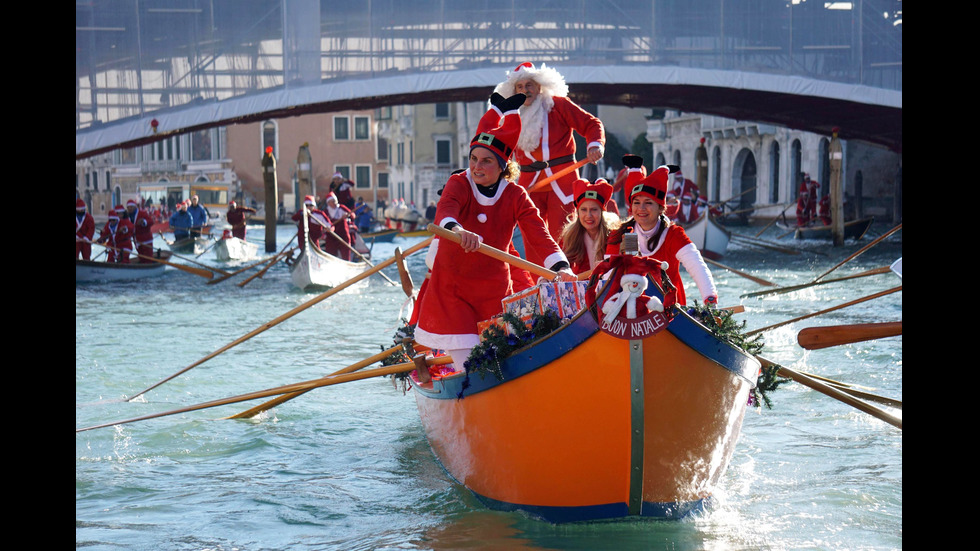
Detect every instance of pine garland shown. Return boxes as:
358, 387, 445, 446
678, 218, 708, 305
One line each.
463, 311, 564, 382
684, 301, 787, 409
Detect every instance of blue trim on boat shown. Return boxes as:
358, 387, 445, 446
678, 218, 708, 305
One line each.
471, 491, 709, 524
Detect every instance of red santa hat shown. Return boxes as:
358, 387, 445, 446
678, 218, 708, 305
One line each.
470, 92, 525, 167
681, 191, 694, 203
76, 198, 87, 211
332, 172, 344, 179
126, 199, 138, 208
114, 204, 126, 214
108, 209, 120, 220
325, 193, 338, 205
628, 164, 679, 208
573, 178, 613, 210
228, 200, 237, 207
493, 61, 569, 98
303, 195, 316, 206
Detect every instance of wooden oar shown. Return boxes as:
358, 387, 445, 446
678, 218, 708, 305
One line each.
90, 240, 214, 279
394, 247, 414, 297
754, 203, 796, 237
795, 374, 902, 409
427, 224, 557, 279
797, 321, 901, 350
160, 248, 232, 277
236, 249, 292, 288
704, 257, 776, 287
757, 356, 901, 429
225, 344, 405, 419
78, 355, 453, 433
194, 236, 221, 258
811, 223, 902, 283
325, 227, 398, 286
745, 285, 901, 337
123, 236, 434, 401
208, 235, 298, 285
741, 265, 892, 299
525, 158, 591, 193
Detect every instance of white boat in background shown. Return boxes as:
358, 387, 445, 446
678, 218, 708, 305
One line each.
214, 237, 260, 262
289, 208, 369, 290
682, 214, 731, 260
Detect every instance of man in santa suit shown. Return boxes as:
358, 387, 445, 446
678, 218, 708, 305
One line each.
674, 191, 702, 225
493, 62, 605, 264
414, 91, 576, 369
292, 195, 331, 252
124, 199, 155, 262
75, 198, 95, 260
795, 173, 820, 226
322, 193, 355, 260
226, 200, 257, 240
97, 206, 135, 263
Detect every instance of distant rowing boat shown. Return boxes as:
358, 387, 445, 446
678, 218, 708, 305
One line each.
214, 237, 259, 262
778, 216, 875, 240
76, 250, 173, 282
681, 214, 731, 260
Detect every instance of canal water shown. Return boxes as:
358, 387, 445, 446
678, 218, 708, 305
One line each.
76, 221, 902, 550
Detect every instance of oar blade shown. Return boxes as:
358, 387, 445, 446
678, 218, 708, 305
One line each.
797, 321, 902, 350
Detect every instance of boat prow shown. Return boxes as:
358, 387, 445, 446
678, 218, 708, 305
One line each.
681, 214, 731, 260
409, 264, 759, 523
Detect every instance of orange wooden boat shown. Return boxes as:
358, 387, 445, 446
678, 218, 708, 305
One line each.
407, 258, 761, 523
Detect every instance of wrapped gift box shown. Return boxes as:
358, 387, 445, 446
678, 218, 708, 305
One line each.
501, 280, 589, 322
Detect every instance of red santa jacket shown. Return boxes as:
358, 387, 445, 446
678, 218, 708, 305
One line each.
414, 171, 567, 351
606, 220, 703, 306
127, 208, 155, 245
76, 212, 95, 241
514, 96, 605, 202
98, 218, 135, 251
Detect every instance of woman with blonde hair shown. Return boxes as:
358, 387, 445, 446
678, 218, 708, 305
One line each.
559, 177, 621, 275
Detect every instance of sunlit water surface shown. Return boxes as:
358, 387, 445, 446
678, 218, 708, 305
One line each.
77, 223, 902, 550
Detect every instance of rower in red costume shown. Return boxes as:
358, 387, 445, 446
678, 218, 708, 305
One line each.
75, 198, 95, 260
124, 199, 155, 262
226, 200, 257, 239
97, 206, 135, 263
796, 173, 819, 226
493, 62, 605, 263
414, 92, 576, 368
292, 195, 331, 252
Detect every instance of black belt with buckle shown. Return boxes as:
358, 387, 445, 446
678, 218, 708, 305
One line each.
520, 154, 576, 172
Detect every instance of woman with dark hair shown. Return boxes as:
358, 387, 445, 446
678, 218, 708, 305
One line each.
606, 155, 718, 307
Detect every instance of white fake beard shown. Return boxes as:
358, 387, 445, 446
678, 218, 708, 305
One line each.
517, 94, 553, 153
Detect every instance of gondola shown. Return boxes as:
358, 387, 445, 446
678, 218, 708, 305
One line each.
358, 228, 398, 243
680, 213, 731, 260
76, 250, 173, 282
407, 253, 760, 523
289, 209, 370, 290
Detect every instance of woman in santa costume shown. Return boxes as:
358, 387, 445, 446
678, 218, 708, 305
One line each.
493, 62, 605, 260
414, 92, 576, 368
558, 177, 621, 275
605, 155, 718, 307
75, 198, 95, 260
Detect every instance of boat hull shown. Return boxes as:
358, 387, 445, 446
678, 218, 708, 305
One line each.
359, 229, 398, 243
682, 214, 731, 260
76, 251, 172, 282
214, 237, 259, 262
169, 236, 211, 255
289, 240, 368, 290
411, 287, 759, 523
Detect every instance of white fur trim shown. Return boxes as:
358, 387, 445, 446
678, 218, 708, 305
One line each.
425, 238, 439, 270
466, 170, 510, 206
477, 213, 487, 223
543, 251, 568, 269
438, 216, 459, 228
493, 63, 569, 98
414, 325, 481, 352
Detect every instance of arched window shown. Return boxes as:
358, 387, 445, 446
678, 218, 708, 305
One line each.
673, 150, 681, 169
769, 141, 781, 203
655, 152, 666, 167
